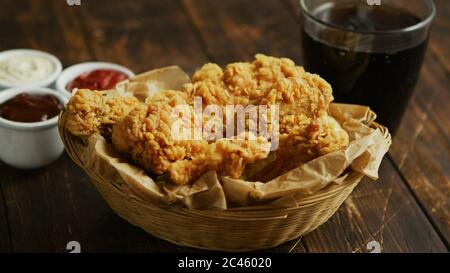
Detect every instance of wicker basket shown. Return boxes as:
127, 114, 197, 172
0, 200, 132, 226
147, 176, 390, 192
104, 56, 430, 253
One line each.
58, 109, 390, 252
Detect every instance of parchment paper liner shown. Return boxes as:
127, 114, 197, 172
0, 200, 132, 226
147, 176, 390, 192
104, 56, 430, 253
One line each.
67, 66, 392, 211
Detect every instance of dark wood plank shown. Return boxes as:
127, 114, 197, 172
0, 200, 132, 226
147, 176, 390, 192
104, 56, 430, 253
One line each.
1, 0, 447, 253
389, 55, 450, 245
429, 0, 450, 72
51, 0, 93, 66
302, 160, 446, 253
0, 184, 12, 252
0, 0, 91, 66
181, 0, 303, 66
182, 0, 447, 253
78, 0, 208, 73
286, 0, 450, 248
412, 56, 450, 141
0, 156, 196, 252
0, 0, 93, 252
0, 0, 207, 252
74, 0, 306, 253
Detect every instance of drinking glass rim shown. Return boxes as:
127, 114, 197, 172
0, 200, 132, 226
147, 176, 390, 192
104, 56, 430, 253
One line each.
299, 0, 436, 35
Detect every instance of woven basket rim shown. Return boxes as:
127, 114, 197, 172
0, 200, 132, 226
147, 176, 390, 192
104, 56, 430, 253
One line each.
58, 107, 390, 213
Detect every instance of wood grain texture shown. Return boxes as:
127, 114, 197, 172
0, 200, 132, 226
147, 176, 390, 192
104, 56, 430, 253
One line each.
180, 0, 447, 253
0, 150, 309, 253
181, 0, 303, 65
286, 0, 450, 248
0, 0, 91, 252
302, 160, 446, 253
389, 54, 450, 245
77, 0, 208, 73
0, 0, 91, 65
0, 0, 448, 253
0, 185, 12, 252
0, 0, 205, 253
429, 0, 450, 72
0, 155, 197, 252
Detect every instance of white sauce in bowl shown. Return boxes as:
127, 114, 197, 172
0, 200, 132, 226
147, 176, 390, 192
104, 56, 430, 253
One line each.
0, 55, 56, 85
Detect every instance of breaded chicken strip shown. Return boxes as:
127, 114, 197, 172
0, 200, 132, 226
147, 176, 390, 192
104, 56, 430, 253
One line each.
64, 55, 348, 184
252, 115, 349, 181
184, 54, 333, 119
184, 54, 336, 136
65, 89, 139, 137
112, 90, 270, 185
183, 54, 348, 180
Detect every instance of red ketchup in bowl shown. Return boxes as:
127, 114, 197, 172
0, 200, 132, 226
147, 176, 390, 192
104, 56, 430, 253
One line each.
66, 69, 129, 92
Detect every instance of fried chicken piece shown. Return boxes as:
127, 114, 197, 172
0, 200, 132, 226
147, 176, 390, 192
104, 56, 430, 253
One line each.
185, 54, 333, 117
184, 54, 337, 136
168, 137, 270, 185
252, 114, 349, 181
65, 89, 139, 137
184, 54, 348, 180
192, 63, 224, 83
112, 90, 270, 185
65, 55, 349, 185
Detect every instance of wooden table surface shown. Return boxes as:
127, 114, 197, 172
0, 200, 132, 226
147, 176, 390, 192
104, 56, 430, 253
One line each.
0, 0, 448, 253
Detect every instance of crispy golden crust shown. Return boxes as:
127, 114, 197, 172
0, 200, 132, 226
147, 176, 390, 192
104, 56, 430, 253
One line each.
183, 54, 347, 181
185, 54, 333, 117
167, 137, 270, 185
112, 90, 270, 185
64, 55, 349, 185
252, 115, 349, 182
65, 89, 139, 137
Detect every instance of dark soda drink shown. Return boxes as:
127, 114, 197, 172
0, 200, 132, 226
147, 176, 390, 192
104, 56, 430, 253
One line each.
301, 2, 431, 134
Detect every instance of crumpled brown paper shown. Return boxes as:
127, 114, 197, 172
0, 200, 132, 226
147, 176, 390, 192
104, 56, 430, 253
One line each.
115, 66, 190, 101
80, 105, 390, 210
76, 67, 391, 210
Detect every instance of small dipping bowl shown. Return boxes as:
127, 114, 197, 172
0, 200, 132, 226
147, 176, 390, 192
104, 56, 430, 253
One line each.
0, 87, 69, 169
0, 49, 62, 89
56, 62, 135, 94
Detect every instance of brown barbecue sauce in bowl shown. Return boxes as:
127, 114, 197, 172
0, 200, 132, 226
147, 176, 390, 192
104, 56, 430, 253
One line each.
0, 93, 63, 123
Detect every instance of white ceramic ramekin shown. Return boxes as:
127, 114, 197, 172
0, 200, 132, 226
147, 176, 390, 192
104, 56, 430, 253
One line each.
0, 49, 62, 89
0, 87, 69, 169
56, 62, 135, 94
